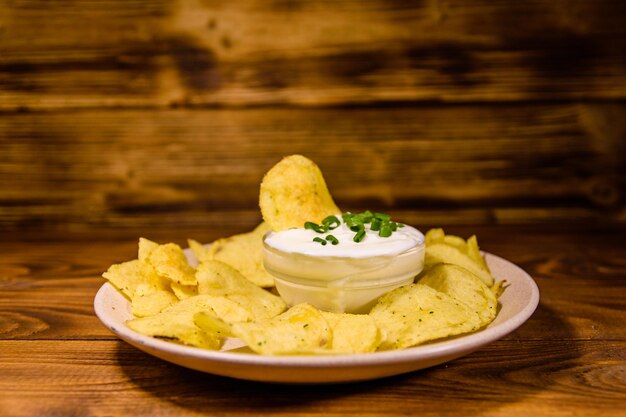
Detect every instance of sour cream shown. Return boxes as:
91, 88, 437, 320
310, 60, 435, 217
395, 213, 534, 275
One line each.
263, 217, 425, 313
264, 221, 423, 258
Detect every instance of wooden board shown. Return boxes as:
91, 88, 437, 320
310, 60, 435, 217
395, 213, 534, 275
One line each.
1, 105, 624, 230
2, 0, 626, 109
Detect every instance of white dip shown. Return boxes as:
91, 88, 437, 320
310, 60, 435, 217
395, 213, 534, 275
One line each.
263, 216, 425, 313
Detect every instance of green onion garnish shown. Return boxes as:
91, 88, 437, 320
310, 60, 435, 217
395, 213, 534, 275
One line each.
353, 228, 366, 242
379, 224, 392, 237
305, 221, 326, 233
307, 211, 404, 245
325, 235, 339, 245
374, 213, 391, 221
322, 215, 340, 230
350, 224, 363, 232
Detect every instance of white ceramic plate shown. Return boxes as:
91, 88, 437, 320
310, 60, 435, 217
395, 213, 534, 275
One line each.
94, 251, 539, 383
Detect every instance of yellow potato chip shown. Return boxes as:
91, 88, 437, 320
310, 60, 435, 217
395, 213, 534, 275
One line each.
259, 155, 340, 231
131, 287, 179, 318
194, 310, 236, 338
126, 295, 224, 349
206, 223, 274, 287
227, 303, 332, 355
196, 260, 286, 320
418, 264, 497, 327
443, 234, 467, 249
147, 242, 197, 286
370, 284, 481, 350
425, 243, 494, 287
198, 295, 256, 323
187, 238, 212, 264
424, 229, 493, 286
425, 228, 445, 243
102, 259, 168, 300
321, 312, 382, 354
138, 237, 159, 262
170, 282, 198, 300
467, 235, 489, 271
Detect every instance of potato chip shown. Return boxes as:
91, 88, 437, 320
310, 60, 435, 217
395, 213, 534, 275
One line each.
370, 284, 481, 350
418, 264, 497, 326
213, 303, 331, 355
126, 295, 224, 349
196, 260, 286, 320
205, 222, 274, 287
321, 312, 381, 354
170, 282, 198, 300
138, 237, 159, 262
194, 310, 236, 338
259, 155, 340, 231
102, 259, 169, 300
425, 229, 493, 287
425, 243, 494, 287
147, 242, 197, 286
199, 295, 256, 323
187, 238, 212, 264
131, 287, 179, 318
467, 235, 489, 271
425, 228, 445, 243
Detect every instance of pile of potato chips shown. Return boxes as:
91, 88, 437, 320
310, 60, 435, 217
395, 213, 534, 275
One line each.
102, 155, 504, 355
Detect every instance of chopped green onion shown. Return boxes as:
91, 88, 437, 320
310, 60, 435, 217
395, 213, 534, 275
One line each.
321, 215, 340, 230
353, 228, 366, 242
350, 224, 363, 232
305, 221, 326, 233
374, 213, 391, 221
379, 224, 392, 237
325, 234, 339, 245
308, 210, 405, 245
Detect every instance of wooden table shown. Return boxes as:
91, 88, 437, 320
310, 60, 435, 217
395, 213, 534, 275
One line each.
1, 224, 624, 417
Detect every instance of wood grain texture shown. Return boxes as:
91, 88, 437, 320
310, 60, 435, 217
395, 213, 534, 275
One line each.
0, 339, 624, 417
0, 226, 625, 416
2, 0, 626, 109
2, 104, 625, 230
1, 226, 625, 341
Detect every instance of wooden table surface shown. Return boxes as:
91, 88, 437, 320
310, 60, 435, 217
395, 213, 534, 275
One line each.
1, 224, 624, 417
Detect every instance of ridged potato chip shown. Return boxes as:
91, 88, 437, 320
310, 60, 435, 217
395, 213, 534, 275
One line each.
170, 282, 198, 300
131, 286, 178, 317
196, 260, 286, 320
148, 242, 197, 286
102, 259, 169, 300
370, 284, 481, 350
418, 264, 497, 327
321, 312, 382, 354
425, 229, 494, 286
197, 303, 332, 355
260, 155, 340, 231
126, 295, 224, 349
187, 238, 211, 263
204, 223, 274, 287
138, 237, 159, 261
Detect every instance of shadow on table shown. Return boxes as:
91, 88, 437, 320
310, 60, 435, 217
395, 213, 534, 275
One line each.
116, 302, 579, 414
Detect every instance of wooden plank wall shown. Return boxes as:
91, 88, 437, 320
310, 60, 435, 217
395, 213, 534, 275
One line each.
1, 0, 625, 231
